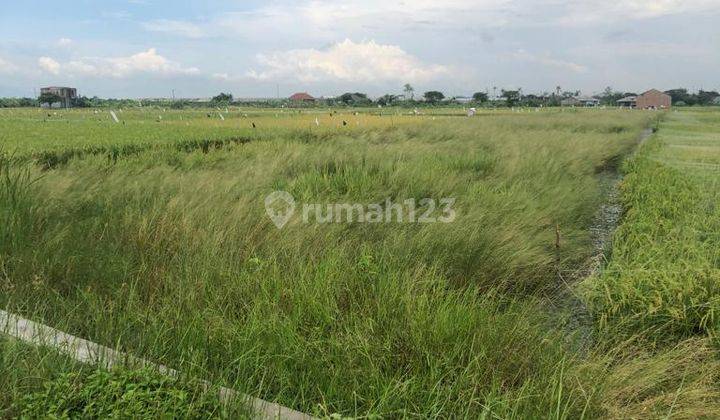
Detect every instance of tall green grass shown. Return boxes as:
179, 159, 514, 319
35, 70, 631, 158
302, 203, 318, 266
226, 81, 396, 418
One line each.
3, 108, 689, 417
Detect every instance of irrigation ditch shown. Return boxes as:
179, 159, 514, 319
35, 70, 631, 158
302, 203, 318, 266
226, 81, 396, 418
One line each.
552, 125, 656, 351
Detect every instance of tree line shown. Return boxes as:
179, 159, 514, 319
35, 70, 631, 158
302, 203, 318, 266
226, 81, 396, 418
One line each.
2, 86, 718, 108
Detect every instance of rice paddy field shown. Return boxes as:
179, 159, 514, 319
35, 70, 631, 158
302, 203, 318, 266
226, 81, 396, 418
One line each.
1, 106, 720, 417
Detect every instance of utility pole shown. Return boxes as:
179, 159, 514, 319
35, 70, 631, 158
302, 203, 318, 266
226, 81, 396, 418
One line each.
171, 89, 175, 100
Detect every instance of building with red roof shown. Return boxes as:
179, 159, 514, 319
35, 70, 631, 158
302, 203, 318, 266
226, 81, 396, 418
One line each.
289, 92, 315, 102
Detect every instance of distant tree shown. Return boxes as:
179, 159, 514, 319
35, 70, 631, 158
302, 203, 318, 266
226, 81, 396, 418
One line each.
472, 92, 489, 103
522, 94, 544, 107
0, 97, 37, 107
423, 91, 445, 104
338, 92, 371, 106
598, 86, 627, 105
501, 89, 520, 107
665, 89, 693, 106
211, 92, 233, 104
377, 94, 398, 106
38, 92, 62, 107
697, 90, 720, 106
71, 96, 92, 108
403, 84, 415, 100
170, 100, 189, 109
561, 90, 580, 99
666, 89, 719, 106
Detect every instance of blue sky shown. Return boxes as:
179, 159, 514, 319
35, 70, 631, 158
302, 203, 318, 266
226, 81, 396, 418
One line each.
1, 0, 719, 98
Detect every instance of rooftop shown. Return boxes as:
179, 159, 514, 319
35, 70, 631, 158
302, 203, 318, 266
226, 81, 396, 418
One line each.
289, 92, 315, 101
617, 96, 637, 102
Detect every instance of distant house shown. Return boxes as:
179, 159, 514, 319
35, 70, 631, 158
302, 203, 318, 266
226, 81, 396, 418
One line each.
289, 92, 315, 102
616, 96, 637, 108
635, 89, 671, 109
40, 86, 77, 108
561, 96, 600, 107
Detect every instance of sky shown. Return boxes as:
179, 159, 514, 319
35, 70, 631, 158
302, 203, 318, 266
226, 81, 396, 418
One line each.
0, 0, 719, 98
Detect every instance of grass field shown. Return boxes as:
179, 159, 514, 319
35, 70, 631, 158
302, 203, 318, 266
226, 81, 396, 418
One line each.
3, 106, 719, 417
0, 107, 468, 155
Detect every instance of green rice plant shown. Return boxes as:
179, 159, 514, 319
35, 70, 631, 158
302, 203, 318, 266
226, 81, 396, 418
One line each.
583, 110, 720, 344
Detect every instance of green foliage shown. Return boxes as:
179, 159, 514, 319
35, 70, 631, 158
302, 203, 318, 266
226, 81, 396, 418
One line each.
0, 97, 37, 108
376, 94, 398, 106
211, 92, 234, 104
423, 90, 445, 104
665, 88, 720, 106
38, 92, 62, 107
337, 92, 371, 105
472, 92, 488, 103
12, 367, 242, 418
501, 89, 520, 107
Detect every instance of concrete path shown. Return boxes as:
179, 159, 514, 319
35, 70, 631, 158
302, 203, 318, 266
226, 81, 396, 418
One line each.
0, 309, 313, 420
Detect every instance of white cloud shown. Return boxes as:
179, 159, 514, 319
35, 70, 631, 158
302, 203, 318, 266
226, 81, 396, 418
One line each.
102, 48, 200, 77
142, 0, 718, 43
508, 50, 587, 73
47, 48, 200, 78
142, 19, 206, 39
558, 0, 720, 26
38, 56, 61, 75
57, 38, 73, 47
0, 56, 19, 74
142, 1, 511, 44
246, 39, 449, 84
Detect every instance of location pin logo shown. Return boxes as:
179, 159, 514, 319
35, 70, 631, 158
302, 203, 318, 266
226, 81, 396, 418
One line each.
265, 191, 296, 229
